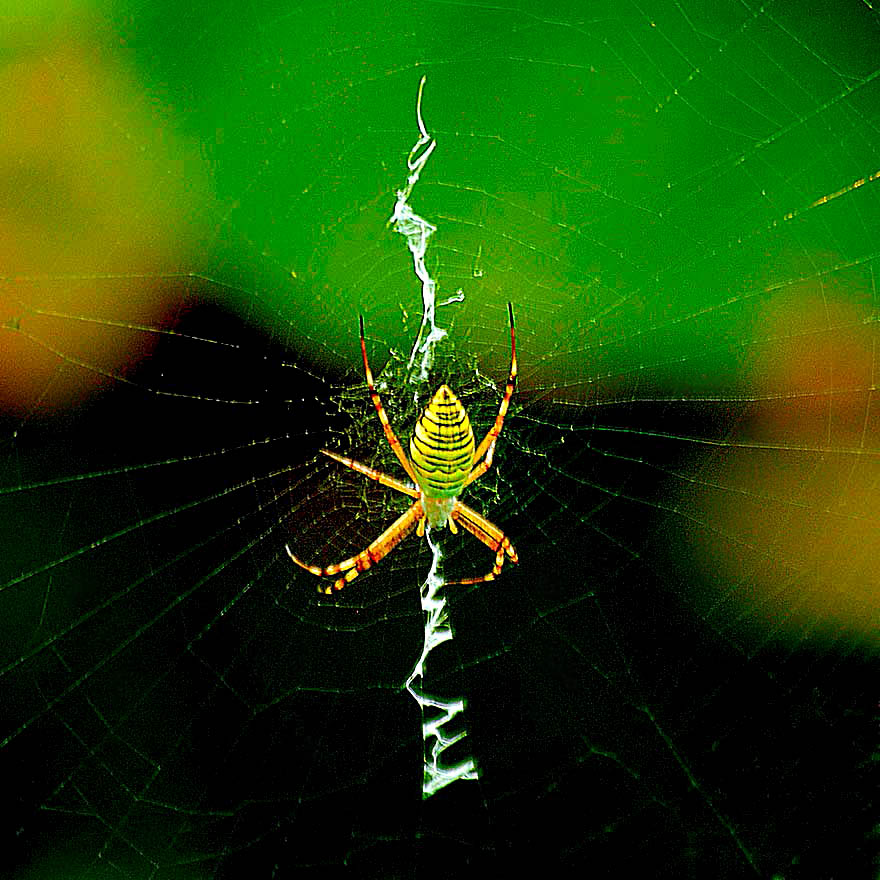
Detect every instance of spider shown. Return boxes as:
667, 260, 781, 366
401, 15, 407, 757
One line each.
287, 303, 518, 593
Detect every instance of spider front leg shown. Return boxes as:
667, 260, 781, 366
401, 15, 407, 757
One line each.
447, 500, 518, 585
287, 500, 424, 593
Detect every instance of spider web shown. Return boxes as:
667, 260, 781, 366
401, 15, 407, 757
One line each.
2, 0, 879, 876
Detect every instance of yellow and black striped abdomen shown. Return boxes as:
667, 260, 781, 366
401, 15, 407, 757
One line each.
409, 385, 475, 499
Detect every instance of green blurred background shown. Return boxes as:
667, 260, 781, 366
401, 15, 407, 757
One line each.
6, 0, 877, 395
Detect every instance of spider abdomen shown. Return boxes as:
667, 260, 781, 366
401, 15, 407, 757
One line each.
409, 385, 475, 500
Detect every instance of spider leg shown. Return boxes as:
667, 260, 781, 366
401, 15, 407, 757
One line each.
446, 500, 518, 585
287, 500, 424, 593
360, 316, 420, 485
465, 302, 517, 487
320, 449, 419, 498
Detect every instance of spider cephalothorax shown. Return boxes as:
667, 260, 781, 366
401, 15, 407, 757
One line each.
287, 304, 518, 593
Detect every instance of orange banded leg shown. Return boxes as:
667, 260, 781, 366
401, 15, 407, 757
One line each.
319, 449, 419, 498
465, 302, 517, 487
359, 316, 419, 485
287, 500, 424, 593
447, 500, 518, 585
